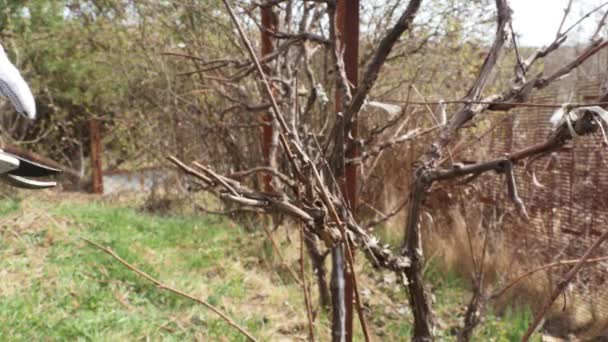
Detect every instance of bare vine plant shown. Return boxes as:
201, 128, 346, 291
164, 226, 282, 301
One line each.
160, 0, 608, 340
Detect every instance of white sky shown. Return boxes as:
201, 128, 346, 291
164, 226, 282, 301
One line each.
510, 0, 607, 46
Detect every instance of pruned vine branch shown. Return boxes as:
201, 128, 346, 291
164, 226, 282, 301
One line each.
82, 238, 258, 342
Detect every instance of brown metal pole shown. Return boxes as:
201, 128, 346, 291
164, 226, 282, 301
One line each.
261, 5, 277, 192
336, 0, 359, 340
89, 118, 103, 194
343, 0, 359, 213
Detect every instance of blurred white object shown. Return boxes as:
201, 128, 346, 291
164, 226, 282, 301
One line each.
549, 103, 571, 128
315, 83, 329, 106
366, 100, 402, 117
0, 44, 59, 188
550, 104, 608, 128
0, 152, 18, 174
550, 104, 608, 144
0, 43, 36, 119
549, 103, 579, 139
438, 100, 447, 126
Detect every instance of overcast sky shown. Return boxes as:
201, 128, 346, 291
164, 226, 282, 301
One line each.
510, 0, 608, 46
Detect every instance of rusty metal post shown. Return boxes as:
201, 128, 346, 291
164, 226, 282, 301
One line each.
89, 118, 103, 194
335, 0, 359, 340
343, 0, 359, 213
261, 4, 277, 192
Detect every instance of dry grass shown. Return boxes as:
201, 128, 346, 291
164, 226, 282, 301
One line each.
413, 196, 608, 339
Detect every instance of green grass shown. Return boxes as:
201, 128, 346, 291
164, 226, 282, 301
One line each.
0, 196, 20, 215
372, 259, 540, 341
0, 194, 541, 341
0, 197, 269, 341
478, 307, 538, 341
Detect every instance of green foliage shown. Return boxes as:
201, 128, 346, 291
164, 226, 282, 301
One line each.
423, 261, 542, 341
0, 1, 132, 167
477, 307, 541, 342
0, 197, 256, 341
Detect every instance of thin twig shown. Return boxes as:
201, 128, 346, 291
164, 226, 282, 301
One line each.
492, 255, 608, 300
220, 0, 288, 134
364, 197, 409, 229
444, 114, 513, 163
300, 224, 316, 342
82, 238, 258, 342
411, 84, 441, 126
261, 224, 304, 287
374, 98, 608, 109
592, 9, 608, 41
556, 0, 573, 37
521, 229, 608, 341
221, 0, 306, 184
560, 1, 608, 38
509, 20, 525, 81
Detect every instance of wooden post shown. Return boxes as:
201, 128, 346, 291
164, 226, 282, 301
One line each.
89, 118, 103, 194
261, 4, 278, 192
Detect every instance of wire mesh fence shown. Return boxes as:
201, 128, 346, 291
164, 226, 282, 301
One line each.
452, 75, 608, 337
